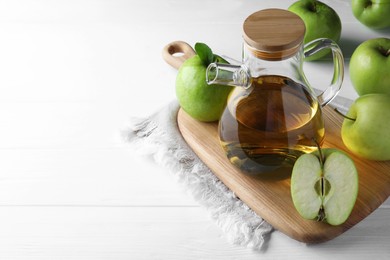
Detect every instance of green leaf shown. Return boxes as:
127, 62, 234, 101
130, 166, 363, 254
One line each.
195, 42, 215, 66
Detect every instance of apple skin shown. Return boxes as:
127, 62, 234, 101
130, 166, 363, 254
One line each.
342, 94, 390, 161
176, 55, 233, 122
288, 0, 342, 61
349, 38, 390, 96
352, 0, 390, 29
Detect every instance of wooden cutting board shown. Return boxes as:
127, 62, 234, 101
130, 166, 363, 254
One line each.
177, 105, 390, 244
162, 40, 390, 243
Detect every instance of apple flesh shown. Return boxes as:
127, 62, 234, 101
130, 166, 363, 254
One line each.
349, 38, 390, 96
352, 0, 390, 29
288, 0, 342, 61
341, 94, 390, 161
291, 148, 358, 225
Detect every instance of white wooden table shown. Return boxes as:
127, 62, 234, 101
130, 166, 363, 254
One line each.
0, 0, 389, 259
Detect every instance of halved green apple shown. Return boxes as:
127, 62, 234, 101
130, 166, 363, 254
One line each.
291, 148, 358, 226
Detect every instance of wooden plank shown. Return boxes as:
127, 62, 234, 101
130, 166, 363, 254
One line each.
177, 105, 390, 243
0, 206, 388, 259
0, 148, 196, 206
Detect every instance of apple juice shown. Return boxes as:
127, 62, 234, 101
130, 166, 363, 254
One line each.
219, 75, 325, 174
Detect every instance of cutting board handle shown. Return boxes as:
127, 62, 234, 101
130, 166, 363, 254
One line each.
162, 41, 196, 70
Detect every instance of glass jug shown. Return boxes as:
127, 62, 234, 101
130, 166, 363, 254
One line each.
206, 9, 344, 175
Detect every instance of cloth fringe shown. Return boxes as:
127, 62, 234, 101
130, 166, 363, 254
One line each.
123, 100, 273, 250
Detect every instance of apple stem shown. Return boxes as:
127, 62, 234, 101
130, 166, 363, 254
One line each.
386, 49, 390, 57
312, 138, 324, 168
318, 146, 324, 168
334, 108, 356, 121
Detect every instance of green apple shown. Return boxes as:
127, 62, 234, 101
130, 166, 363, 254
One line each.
341, 94, 390, 161
176, 43, 233, 122
349, 38, 390, 96
291, 148, 358, 225
352, 0, 390, 29
288, 0, 342, 61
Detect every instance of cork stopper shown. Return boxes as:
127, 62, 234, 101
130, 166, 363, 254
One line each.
243, 9, 306, 60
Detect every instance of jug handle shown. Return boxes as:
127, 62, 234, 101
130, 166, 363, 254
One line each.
162, 41, 196, 70
304, 38, 344, 107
